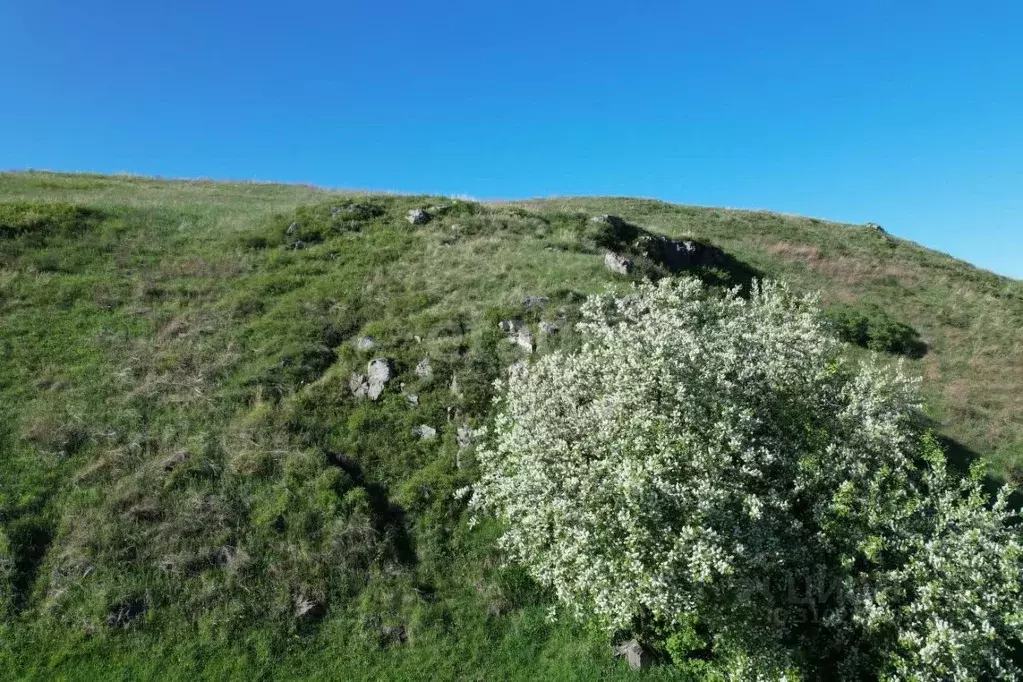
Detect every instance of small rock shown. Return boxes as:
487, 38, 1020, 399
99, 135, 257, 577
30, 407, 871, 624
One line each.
285, 222, 298, 235
330, 203, 383, 220
539, 321, 559, 335
604, 251, 633, 275
367, 358, 392, 400
613, 639, 654, 670
161, 449, 190, 472
450, 374, 463, 399
406, 208, 430, 225
499, 319, 526, 334
355, 336, 377, 351
522, 296, 549, 310
293, 592, 325, 621
511, 328, 534, 353
507, 361, 527, 377
866, 221, 886, 233
290, 240, 307, 250
456, 425, 476, 448
415, 358, 433, 379
590, 214, 629, 229
380, 624, 408, 646
414, 424, 437, 440
500, 319, 533, 352
400, 382, 419, 406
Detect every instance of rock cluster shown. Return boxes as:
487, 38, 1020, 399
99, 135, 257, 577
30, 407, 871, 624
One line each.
350, 358, 393, 400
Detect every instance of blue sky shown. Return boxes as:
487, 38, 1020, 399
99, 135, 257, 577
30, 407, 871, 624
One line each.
2, 1, 1021, 278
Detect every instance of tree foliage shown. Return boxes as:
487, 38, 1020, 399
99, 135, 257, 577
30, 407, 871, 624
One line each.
468, 278, 1023, 679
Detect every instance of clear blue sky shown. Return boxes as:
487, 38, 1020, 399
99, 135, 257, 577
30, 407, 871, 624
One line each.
2, 1, 1021, 278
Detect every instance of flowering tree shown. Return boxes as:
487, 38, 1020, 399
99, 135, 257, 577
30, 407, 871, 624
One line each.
467, 278, 1023, 679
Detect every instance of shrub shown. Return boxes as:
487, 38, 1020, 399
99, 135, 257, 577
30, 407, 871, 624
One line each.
0, 201, 100, 239
825, 303, 927, 358
467, 278, 1022, 679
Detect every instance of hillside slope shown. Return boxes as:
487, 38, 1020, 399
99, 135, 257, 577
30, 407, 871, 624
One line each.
1, 171, 1020, 679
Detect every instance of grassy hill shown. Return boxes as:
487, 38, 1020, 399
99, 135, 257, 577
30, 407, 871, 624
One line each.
1, 171, 1020, 679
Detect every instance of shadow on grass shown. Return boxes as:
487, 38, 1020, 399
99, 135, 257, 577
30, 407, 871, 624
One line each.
327, 451, 418, 567
937, 434, 1023, 511
592, 215, 764, 293
8, 518, 54, 612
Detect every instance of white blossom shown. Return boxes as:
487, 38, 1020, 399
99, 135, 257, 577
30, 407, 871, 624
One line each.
468, 278, 1023, 679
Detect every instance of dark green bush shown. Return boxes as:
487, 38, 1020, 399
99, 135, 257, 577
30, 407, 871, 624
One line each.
825, 303, 927, 358
0, 201, 101, 239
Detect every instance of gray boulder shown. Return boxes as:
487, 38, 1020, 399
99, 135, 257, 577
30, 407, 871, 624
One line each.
355, 336, 376, 351
539, 321, 559, 335
613, 639, 654, 670
414, 424, 437, 440
406, 208, 430, 225
604, 251, 633, 275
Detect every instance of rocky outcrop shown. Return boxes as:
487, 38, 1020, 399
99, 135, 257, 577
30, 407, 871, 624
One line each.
637, 235, 726, 271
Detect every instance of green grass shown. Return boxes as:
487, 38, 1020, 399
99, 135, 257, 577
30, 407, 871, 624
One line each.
1, 171, 1020, 679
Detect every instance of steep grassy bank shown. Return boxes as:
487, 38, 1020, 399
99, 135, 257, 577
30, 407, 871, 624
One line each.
1, 171, 1020, 679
